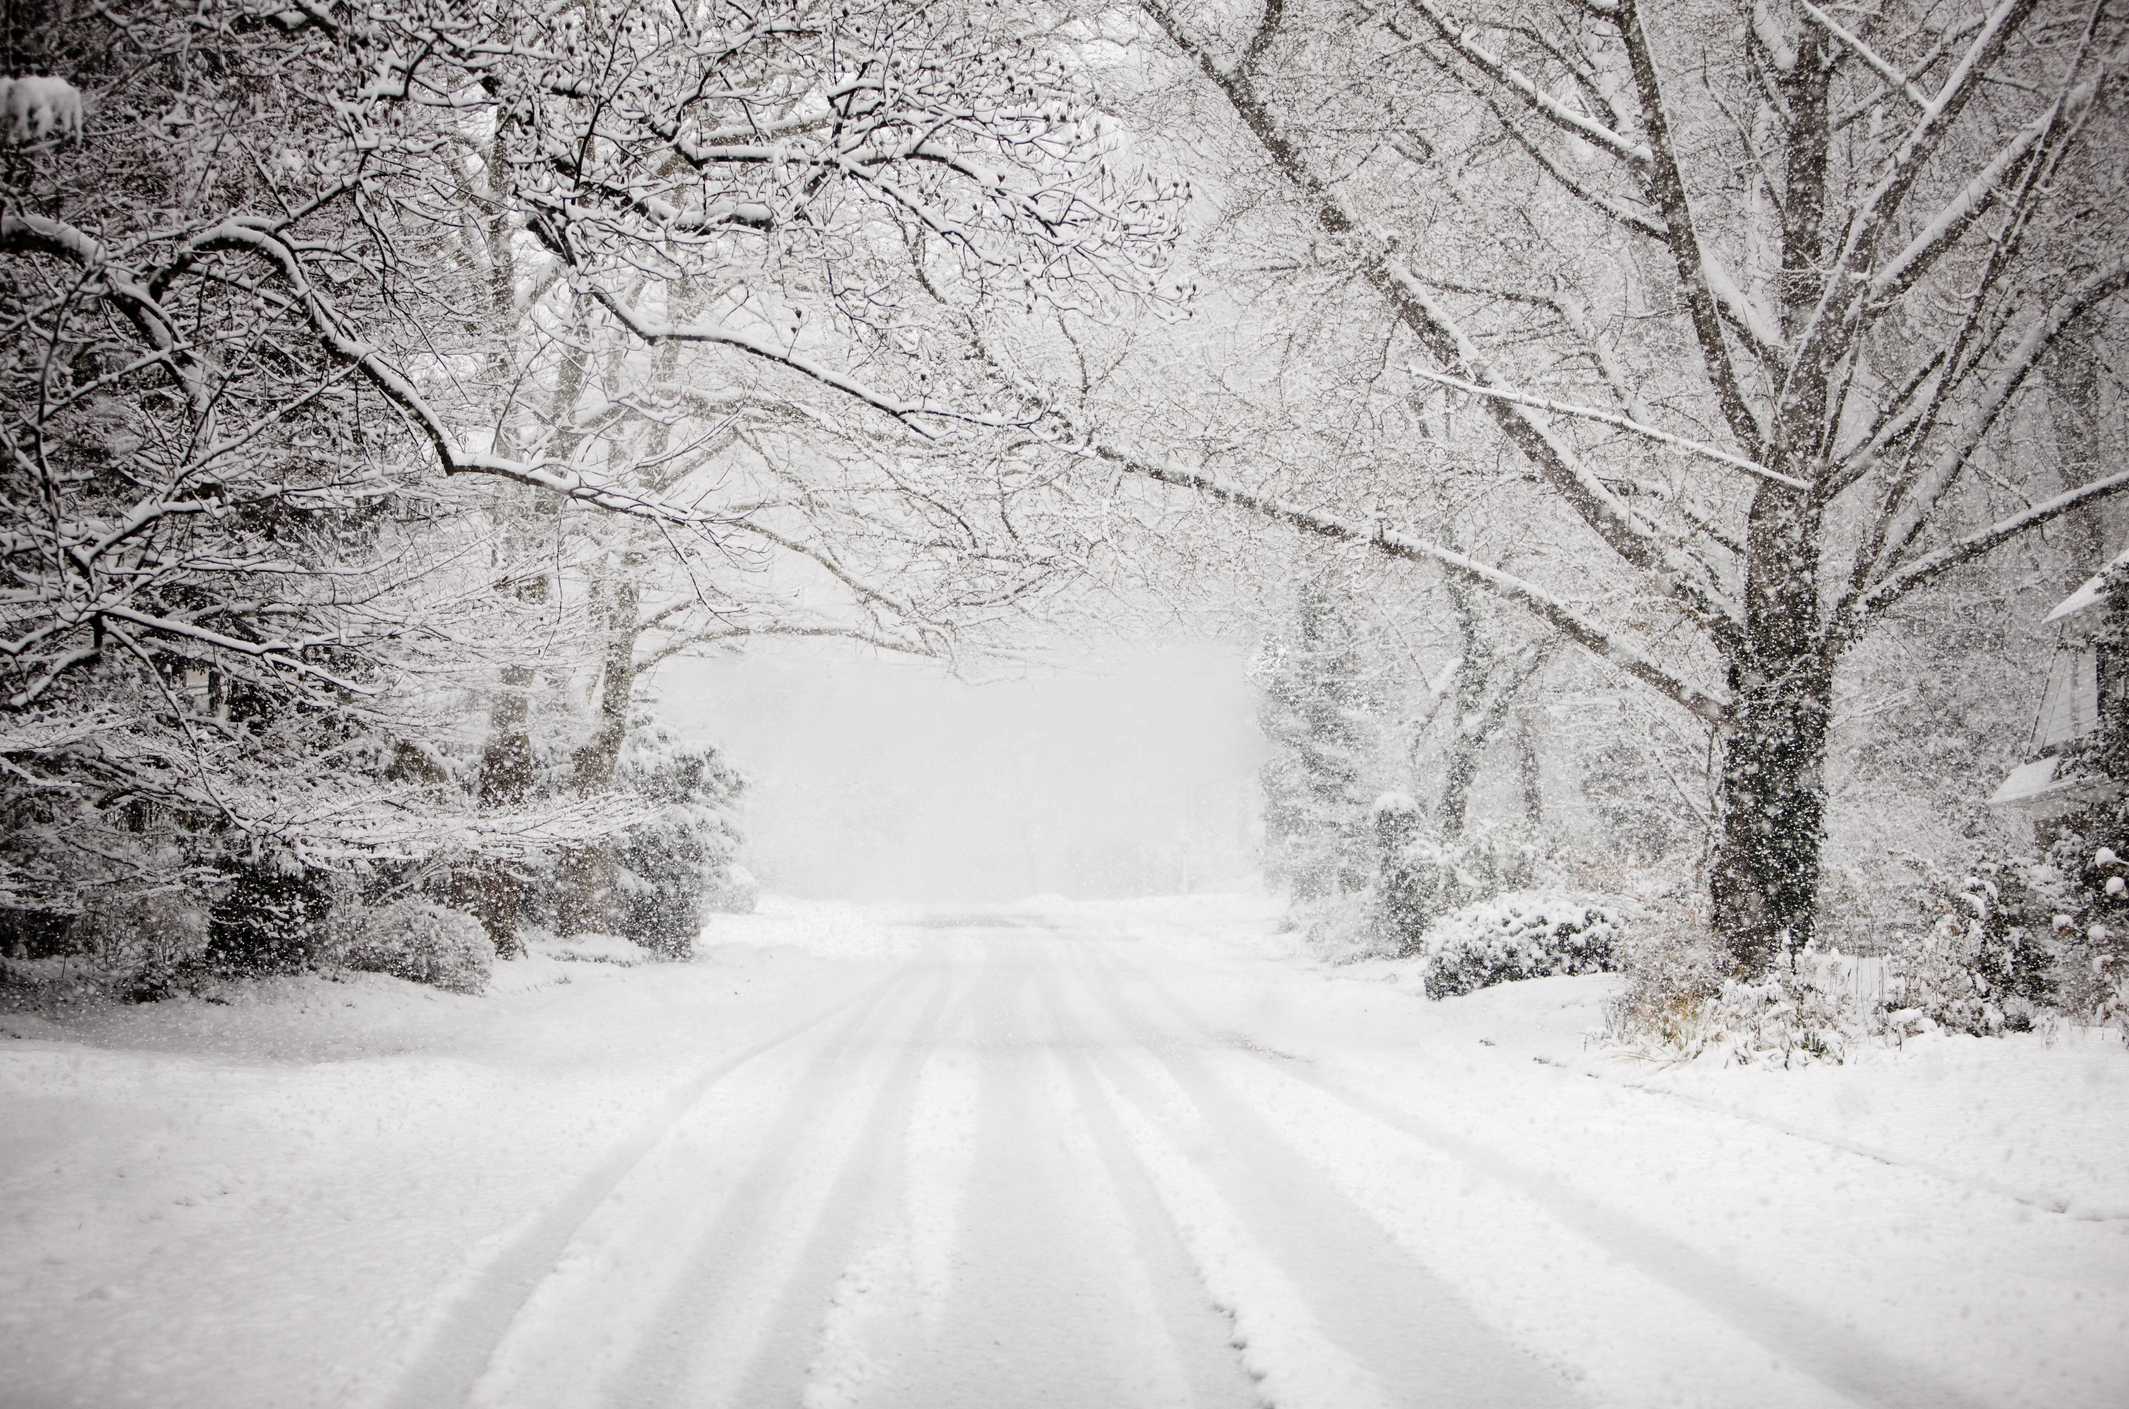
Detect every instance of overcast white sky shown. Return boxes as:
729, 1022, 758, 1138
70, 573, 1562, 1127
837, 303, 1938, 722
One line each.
650, 635, 1265, 901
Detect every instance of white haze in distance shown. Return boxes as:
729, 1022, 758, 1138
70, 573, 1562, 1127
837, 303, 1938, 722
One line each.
650, 637, 1265, 901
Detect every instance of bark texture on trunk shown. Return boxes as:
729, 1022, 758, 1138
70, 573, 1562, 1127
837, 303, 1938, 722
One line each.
1706, 43, 1836, 979
1515, 706, 1544, 830
2048, 316, 2110, 575
455, 655, 538, 955
554, 573, 642, 936
1711, 485, 1832, 976
1433, 578, 1491, 839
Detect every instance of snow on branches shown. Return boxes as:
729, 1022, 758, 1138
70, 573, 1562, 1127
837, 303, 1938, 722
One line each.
0, 75, 84, 143
1, 1, 1173, 909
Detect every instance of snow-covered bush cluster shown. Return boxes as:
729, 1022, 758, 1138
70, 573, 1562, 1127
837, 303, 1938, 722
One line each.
1605, 841, 2129, 1065
1604, 915, 1867, 1068
1886, 863, 2062, 1036
1861, 840, 2128, 1044
2031, 833, 2129, 1038
1626, 970, 1865, 1072
1372, 794, 1539, 955
704, 864, 761, 916
609, 728, 745, 960
331, 900, 492, 996
1602, 908, 1723, 1049
1418, 894, 1621, 1000
73, 893, 212, 1003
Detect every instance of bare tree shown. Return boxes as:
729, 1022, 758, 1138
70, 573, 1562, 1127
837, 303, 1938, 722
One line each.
1017, 0, 2129, 974
2, 1, 1175, 918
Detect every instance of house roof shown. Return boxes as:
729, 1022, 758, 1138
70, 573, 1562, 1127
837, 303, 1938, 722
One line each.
1991, 756, 2063, 805
2044, 544, 2129, 624
1990, 753, 2119, 810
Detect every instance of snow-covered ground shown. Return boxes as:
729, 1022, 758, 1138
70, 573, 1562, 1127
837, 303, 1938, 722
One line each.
3, 893, 2124, 1408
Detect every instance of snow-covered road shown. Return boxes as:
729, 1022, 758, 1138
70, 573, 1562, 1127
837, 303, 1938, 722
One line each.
5, 899, 2126, 1408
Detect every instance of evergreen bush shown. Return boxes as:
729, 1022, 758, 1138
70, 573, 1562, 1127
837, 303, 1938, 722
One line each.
75, 892, 213, 1002
1420, 893, 1622, 999
612, 728, 743, 959
206, 858, 334, 976
1890, 862, 2063, 1036
334, 898, 492, 995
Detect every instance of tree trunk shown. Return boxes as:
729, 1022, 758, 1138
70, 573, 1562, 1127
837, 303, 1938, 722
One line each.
1435, 744, 1479, 839
1708, 44, 1836, 980
458, 302, 597, 950
1515, 706, 1543, 829
1711, 493, 1833, 977
1434, 576, 1490, 840
549, 284, 692, 935
2048, 315, 2109, 576
453, 651, 538, 955
554, 571, 641, 935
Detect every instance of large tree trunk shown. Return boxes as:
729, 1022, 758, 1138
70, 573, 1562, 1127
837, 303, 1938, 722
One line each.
1708, 656, 1831, 978
1707, 45, 1836, 980
1711, 486, 1833, 978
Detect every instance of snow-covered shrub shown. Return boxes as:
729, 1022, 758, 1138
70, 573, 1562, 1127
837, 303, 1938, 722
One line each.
1603, 911, 1865, 1065
1888, 863, 2059, 1036
1603, 907, 1724, 1050
206, 857, 334, 975
1292, 887, 1391, 962
1420, 893, 1621, 999
333, 899, 492, 995
1368, 794, 1539, 957
704, 863, 760, 915
0, 75, 86, 144
612, 727, 743, 960
74, 892, 213, 1002
1700, 962, 1862, 1067
2031, 832, 2129, 1038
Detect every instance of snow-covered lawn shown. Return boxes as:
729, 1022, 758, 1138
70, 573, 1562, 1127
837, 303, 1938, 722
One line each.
2, 894, 2123, 1408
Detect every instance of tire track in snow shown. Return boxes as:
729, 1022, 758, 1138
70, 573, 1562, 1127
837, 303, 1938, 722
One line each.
863, 946, 1257, 1409
382, 965, 912, 1409
1028, 975, 1278, 1409
1056, 946, 1577, 1409
900, 1035, 981, 1337
729, 967, 965, 1409
606, 968, 955, 1408
1106, 946, 2000, 1409
464, 966, 934, 1408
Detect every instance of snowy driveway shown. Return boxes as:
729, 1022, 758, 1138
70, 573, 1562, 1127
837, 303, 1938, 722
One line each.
4, 901, 2126, 1408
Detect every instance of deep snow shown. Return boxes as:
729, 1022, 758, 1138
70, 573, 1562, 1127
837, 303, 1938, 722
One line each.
2, 894, 2124, 1407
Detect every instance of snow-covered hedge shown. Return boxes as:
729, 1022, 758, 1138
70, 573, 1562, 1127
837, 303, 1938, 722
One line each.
60, 892, 212, 1002
1420, 893, 1622, 1000
334, 899, 491, 995
612, 727, 744, 959
703, 863, 759, 916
